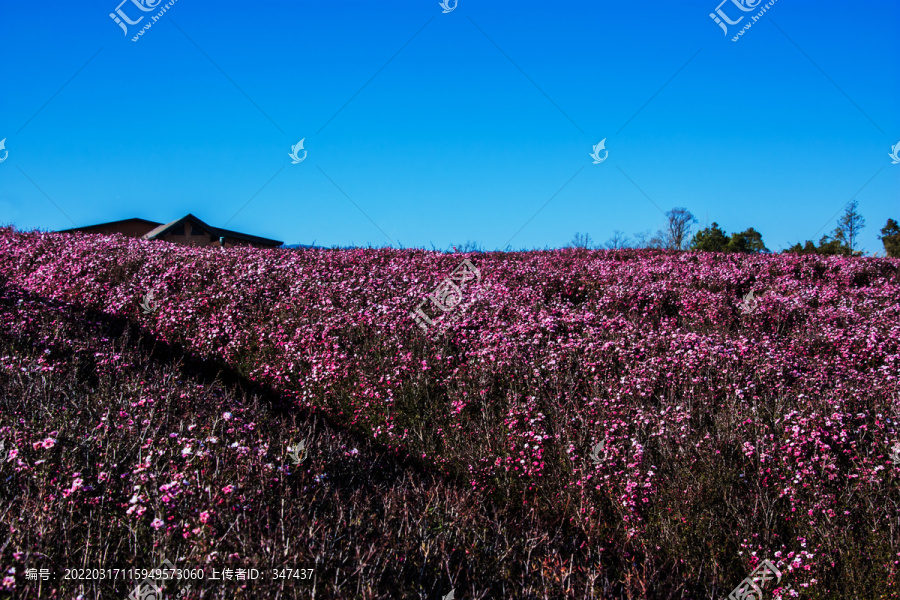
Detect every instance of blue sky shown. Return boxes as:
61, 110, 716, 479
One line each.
1, 0, 898, 252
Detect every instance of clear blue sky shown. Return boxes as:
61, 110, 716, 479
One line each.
1, 0, 898, 252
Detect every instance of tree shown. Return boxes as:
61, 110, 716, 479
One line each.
663, 207, 697, 250
835, 200, 866, 255
569, 232, 594, 249
784, 234, 847, 256
450, 240, 484, 253
784, 240, 819, 255
817, 234, 848, 256
632, 230, 653, 249
727, 227, 769, 253
880, 218, 900, 257
690, 222, 729, 252
604, 230, 631, 249
783, 242, 805, 254
784, 202, 867, 257
647, 231, 668, 249
691, 223, 769, 254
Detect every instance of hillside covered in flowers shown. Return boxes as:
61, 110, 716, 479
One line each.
0, 227, 898, 599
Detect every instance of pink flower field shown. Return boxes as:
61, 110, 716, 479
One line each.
0, 226, 898, 599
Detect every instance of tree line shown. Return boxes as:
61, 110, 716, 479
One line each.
571, 200, 900, 257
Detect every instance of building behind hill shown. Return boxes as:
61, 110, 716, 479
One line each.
57, 214, 283, 249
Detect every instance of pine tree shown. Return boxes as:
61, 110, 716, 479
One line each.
727, 227, 769, 253
880, 218, 900, 258
836, 200, 865, 255
690, 223, 729, 252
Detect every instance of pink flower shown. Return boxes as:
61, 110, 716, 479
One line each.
1, 576, 14, 590
199, 511, 210, 524
62, 477, 84, 498
150, 518, 164, 529
222, 485, 234, 494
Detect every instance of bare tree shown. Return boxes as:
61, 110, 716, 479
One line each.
642, 232, 665, 249
835, 200, 866, 255
449, 240, 484, 253
632, 230, 653, 249
569, 232, 594, 249
663, 207, 697, 250
603, 230, 631, 249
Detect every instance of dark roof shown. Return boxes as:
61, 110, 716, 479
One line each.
142, 213, 218, 240
57, 217, 162, 233
213, 226, 284, 247
57, 213, 284, 246
143, 213, 283, 247
58, 214, 282, 247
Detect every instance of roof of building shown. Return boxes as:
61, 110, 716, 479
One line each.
141, 213, 215, 240
58, 214, 283, 247
57, 217, 163, 233
142, 213, 282, 246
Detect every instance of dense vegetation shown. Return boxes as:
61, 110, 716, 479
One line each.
1, 227, 898, 599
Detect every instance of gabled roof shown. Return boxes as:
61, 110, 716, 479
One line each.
141, 213, 217, 240
57, 217, 162, 233
142, 213, 283, 247
57, 214, 283, 247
